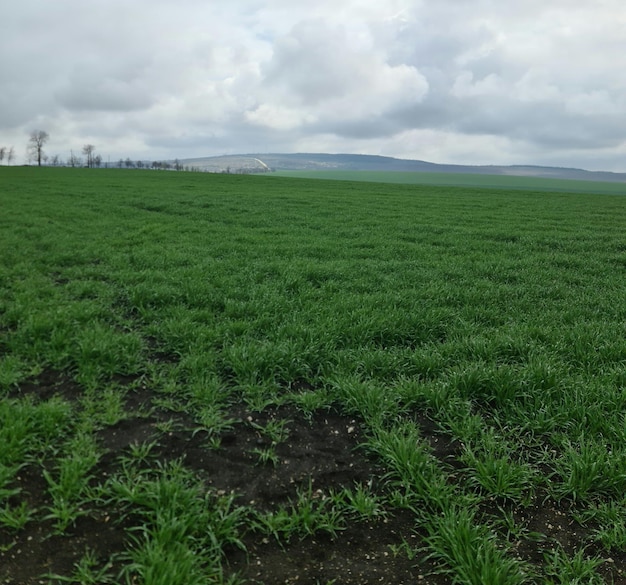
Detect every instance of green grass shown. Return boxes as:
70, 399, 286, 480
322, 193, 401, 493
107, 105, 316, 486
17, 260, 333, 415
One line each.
253, 480, 345, 542
3, 166, 626, 583
425, 506, 528, 585
104, 459, 247, 585
273, 169, 626, 194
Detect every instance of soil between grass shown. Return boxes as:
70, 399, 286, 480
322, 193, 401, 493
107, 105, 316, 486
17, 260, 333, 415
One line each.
2, 370, 626, 584
0, 370, 448, 585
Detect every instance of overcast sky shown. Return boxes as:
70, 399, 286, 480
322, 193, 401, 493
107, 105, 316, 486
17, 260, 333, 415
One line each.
1, 0, 625, 170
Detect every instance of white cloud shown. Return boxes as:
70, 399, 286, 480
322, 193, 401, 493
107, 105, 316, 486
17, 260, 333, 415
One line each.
565, 90, 623, 117
245, 104, 315, 131
0, 0, 625, 170
250, 19, 428, 136
451, 72, 506, 99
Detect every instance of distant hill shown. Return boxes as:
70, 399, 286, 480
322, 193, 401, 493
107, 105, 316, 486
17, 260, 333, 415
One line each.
181, 153, 626, 183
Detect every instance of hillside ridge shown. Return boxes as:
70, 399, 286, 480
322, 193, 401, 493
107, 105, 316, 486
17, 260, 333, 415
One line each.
180, 153, 626, 183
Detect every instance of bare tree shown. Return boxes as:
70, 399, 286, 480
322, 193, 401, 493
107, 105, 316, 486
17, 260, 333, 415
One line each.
0, 147, 5, 164
68, 151, 83, 168
7, 147, 15, 166
93, 154, 102, 168
50, 154, 60, 166
82, 144, 96, 168
28, 130, 49, 166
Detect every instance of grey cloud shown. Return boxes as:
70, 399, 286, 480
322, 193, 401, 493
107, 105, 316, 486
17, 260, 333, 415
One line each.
1, 0, 625, 170
56, 72, 155, 113
252, 17, 428, 136
364, 2, 626, 157
264, 20, 372, 104
396, 87, 626, 152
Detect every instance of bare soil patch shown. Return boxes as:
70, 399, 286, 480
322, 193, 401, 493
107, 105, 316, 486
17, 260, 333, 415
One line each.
1, 371, 447, 584
3, 369, 626, 584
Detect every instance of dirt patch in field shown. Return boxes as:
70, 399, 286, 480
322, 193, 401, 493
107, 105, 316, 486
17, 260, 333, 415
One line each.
1, 370, 447, 585
11, 368, 84, 403
4, 369, 626, 584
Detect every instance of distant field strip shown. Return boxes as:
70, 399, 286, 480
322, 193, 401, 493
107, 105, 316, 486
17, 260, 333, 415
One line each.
2, 167, 626, 584
273, 169, 626, 194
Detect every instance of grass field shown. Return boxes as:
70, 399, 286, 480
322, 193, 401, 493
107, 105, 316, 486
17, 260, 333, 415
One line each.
273, 169, 626, 195
2, 167, 626, 584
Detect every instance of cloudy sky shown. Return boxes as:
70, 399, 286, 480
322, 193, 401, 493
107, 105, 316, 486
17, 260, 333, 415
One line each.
1, 0, 625, 170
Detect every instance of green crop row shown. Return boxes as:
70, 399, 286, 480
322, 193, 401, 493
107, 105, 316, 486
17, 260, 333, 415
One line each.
273, 169, 626, 194
2, 166, 626, 583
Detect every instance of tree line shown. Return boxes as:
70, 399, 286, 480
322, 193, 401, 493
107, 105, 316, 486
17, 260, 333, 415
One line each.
8, 129, 187, 171
2, 129, 272, 174
0, 146, 15, 165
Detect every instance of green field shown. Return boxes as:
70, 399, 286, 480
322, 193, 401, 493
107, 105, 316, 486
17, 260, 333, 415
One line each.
2, 167, 626, 584
274, 169, 626, 195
